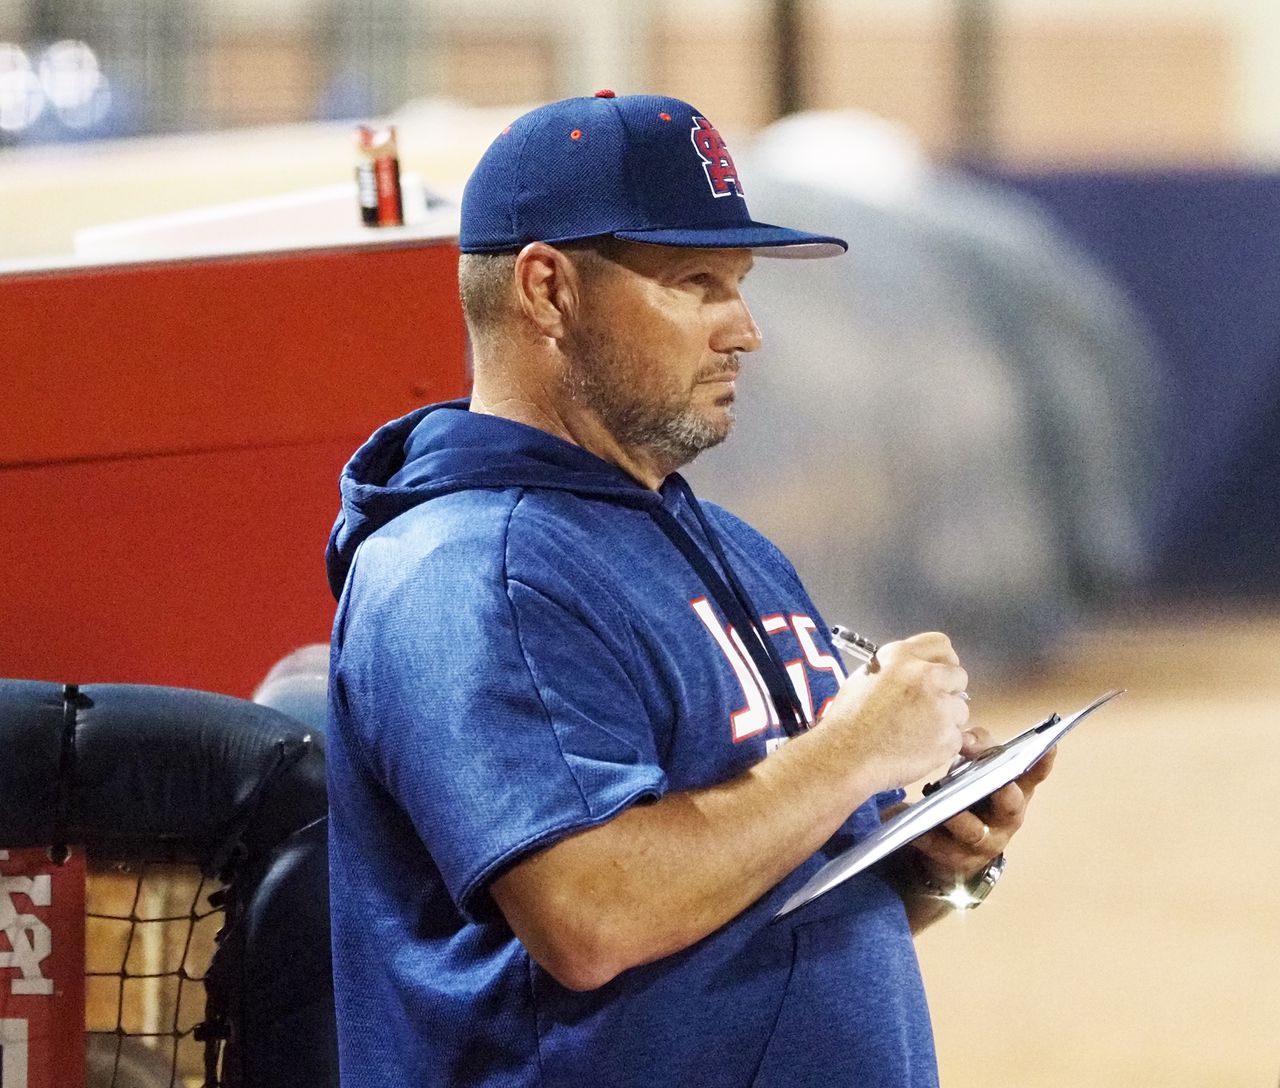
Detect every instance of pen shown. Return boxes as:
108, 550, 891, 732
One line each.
830, 624, 970, 702
830, 625, 878, 665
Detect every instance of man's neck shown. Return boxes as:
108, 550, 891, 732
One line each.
469, 382, 669, 491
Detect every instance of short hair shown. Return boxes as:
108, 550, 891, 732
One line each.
457, 238, 620, 340
458, 251, 517, 338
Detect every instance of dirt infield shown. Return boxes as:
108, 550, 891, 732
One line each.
917, 606, 1280, 1087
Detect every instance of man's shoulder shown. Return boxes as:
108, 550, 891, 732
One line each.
362, 485, 520, 550
350, 485, 642, 593
698, 500, 798, 572
697, 498, 762, 539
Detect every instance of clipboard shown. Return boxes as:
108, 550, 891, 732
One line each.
774, 688, 1126, 919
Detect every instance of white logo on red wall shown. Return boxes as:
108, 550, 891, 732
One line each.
0, 855, 53, 997
0, 848, 86, 1088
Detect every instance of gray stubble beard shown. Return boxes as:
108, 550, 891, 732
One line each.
562, 332, 736, 471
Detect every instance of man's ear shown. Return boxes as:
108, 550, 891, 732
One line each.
514, 242, 581, 340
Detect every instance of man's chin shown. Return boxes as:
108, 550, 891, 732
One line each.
688, 411, 734, 455
649, 412, 731, 468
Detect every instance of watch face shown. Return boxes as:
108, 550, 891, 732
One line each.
965, 853, 1006, 905
922, 853, 1005, 910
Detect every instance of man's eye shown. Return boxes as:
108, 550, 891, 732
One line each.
685, 273, 716, 288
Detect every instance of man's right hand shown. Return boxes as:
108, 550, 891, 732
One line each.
820, 631, 971, 794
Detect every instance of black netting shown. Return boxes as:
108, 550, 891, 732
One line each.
85, 862, 224, 1088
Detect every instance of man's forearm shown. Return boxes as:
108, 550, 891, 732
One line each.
491, 720, 883, 990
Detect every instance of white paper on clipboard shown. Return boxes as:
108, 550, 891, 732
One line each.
775, 688, 1125, 919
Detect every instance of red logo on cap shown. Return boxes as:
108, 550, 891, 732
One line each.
690, 116, 743, 199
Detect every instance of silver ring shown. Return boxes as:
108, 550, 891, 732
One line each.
957, 691, 971, 703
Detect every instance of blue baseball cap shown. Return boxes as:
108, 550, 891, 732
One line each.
460, 91, 847, 259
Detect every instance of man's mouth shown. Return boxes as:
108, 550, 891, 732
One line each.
698, 353, 740, 387
699, 363, 740, 386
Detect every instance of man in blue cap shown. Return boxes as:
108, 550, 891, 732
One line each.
325, 92, 1053, 1087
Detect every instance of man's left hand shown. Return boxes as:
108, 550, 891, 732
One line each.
909, 725, 1057, 884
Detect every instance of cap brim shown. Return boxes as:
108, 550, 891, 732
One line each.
611, 222, 847, 259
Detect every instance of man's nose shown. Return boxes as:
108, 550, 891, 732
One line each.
711, 298, 763, 356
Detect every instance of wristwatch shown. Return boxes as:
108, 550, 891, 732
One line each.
919, 853, 1006, 910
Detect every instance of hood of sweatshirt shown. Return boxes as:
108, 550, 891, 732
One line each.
326, 398, 668, 600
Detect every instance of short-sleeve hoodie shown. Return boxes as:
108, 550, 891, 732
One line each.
325, 400, 937, 1088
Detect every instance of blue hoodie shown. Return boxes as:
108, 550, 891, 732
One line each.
325, 399, 937, 1088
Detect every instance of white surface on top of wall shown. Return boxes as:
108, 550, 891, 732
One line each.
69, 173, 458, 265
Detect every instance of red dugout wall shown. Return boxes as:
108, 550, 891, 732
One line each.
1, 240, 468, 696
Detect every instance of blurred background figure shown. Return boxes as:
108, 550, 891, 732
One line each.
252, 642, 330, 732
691, 109, 1162, 676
